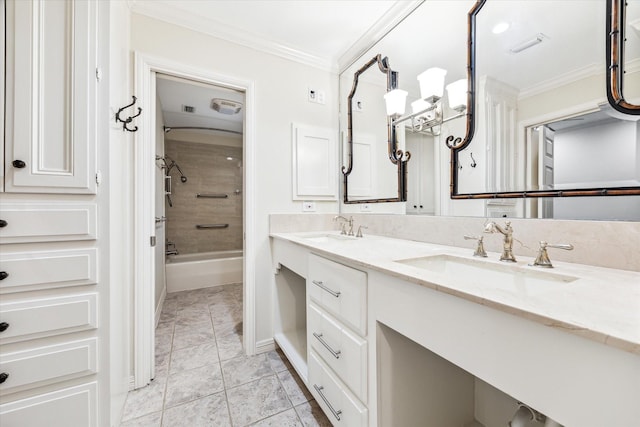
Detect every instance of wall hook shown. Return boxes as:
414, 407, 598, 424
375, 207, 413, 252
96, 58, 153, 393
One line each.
115, 96, 142, 132
470, 152, 477, 168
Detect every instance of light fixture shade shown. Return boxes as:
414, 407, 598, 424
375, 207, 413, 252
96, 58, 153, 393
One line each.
446, 79, 467, 112
417, 67, 447, 102
383, 89, 408, 117
411, 99, 435, 121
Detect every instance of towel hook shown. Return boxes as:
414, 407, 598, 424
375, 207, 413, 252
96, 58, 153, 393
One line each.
115, 96, 142, 132
470, 152, 477, 168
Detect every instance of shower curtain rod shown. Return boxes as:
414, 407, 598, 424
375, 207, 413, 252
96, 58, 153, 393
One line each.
163, 126, 243, 135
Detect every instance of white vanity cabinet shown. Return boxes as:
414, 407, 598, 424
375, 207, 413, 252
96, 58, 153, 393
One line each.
307, 254, 368, 426
0, 1, 105, 425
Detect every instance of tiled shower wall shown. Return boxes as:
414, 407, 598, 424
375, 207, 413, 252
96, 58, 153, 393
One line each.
165, 140, 243, 254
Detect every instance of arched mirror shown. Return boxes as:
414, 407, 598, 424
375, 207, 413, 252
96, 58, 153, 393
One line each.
342, 54, 410, 204
450, 0, 640, 218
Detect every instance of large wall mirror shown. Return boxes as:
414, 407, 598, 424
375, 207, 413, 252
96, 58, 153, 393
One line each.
451, 0, 640, 219
339, 0, 639, 220
342, 54, 409, 204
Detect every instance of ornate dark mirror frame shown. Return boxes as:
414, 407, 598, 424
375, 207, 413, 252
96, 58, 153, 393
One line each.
449, 0, 640, 200
343, 54, 410, 204
607, 0, 640, 115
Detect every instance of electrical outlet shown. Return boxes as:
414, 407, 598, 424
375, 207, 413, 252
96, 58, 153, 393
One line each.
316, 91, 326, 105
360, 203, 372, 212
302, 201, 316, 212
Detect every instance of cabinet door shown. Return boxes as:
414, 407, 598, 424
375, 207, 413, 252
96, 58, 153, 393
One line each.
4, 0, 97, 194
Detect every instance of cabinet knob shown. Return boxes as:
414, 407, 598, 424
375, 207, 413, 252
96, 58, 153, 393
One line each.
0, 272, 8, 280
12, 160, 26, 168
0, 220, 7, 228
0, 322, 8, 332
0, 373, 8, 384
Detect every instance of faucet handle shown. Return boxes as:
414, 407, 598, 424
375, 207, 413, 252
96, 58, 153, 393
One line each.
532, 241, 574, 268
356, 225, 368, 238
464, 235, 488, 257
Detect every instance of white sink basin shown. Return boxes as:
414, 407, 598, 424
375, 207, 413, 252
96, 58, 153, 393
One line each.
395, 254, 578, 289
297, 233, 357, 243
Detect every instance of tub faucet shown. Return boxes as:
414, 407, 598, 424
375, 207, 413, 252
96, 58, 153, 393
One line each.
333, 215, 354, 236
166, 240, 178, 256
484, 220, 516, 262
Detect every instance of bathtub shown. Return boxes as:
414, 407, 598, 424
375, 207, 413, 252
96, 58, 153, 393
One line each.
165, 250, 243, 293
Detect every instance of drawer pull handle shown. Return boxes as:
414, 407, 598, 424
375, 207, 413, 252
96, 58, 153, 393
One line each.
0, 220, 7, 228
0, 373, 8, 384
313, 384, 342, 421
313, 332, 341, 359
0, 322, 8, 332
312, 280, 341, 298
0, 272, 8, 280
12, 160, 26, 169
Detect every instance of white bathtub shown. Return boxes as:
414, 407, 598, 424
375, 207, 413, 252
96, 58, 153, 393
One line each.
165, 250, 243, 292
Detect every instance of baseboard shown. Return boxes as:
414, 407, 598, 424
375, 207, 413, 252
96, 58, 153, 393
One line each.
155, 286, 166, 328
255, 338, 275, 354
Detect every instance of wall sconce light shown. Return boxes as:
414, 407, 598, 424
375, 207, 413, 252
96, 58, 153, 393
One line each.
384, 67, 467, 136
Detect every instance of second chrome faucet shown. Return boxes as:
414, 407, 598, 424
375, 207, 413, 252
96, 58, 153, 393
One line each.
484, 220, 517, 262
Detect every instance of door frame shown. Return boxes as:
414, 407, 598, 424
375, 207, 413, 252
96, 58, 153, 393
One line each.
133, 52, 257, 387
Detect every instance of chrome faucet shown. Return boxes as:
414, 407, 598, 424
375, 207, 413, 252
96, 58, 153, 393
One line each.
333, 215, 354, 236
532, 241, 574, 268
484, 221, 516, 262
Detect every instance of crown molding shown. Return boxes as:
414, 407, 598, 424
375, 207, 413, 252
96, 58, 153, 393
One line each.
337, 0, 424, 73
128, 1, 336, 72
518, 63, 604, 101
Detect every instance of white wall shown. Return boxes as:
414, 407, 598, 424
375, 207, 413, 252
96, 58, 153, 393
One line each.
108, 1, 132, 424
129, 13, 339, 347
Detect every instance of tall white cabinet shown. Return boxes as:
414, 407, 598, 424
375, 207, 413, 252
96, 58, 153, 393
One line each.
1, 1, 109, 426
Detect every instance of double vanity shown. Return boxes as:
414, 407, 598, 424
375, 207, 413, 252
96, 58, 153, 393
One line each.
270, 223, 640, 426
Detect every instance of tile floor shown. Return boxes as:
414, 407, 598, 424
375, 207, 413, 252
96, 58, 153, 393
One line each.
119, 283, 332, 427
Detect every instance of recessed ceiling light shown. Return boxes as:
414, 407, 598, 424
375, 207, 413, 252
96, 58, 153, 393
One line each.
492, 22, 510, 34
226, 157, 234, 161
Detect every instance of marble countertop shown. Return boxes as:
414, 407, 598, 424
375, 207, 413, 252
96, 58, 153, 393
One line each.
271, 231, 640, 355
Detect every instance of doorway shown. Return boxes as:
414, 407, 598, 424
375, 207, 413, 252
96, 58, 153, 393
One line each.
133, 53, 257, 388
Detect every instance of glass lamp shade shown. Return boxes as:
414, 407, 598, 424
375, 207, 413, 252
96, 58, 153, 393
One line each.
411, 99, 435, 121
417, 67, 447, 102
446, 79, 467, 112
383, 89, 408, 117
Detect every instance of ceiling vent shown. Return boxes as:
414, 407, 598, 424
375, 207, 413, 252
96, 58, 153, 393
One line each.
182, 105, 196, 113
211, 98, 243, 115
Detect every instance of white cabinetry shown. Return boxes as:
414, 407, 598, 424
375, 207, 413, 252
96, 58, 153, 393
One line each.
0, 1, 105, 425
3, 0, 97, 194
307, 254, 368, 426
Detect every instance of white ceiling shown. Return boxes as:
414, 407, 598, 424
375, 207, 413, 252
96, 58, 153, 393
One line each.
129, 0, 418, 71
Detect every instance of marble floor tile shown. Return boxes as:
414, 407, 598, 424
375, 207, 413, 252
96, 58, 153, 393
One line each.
119, 411, 162, 427
215, 324, 244, 361
249, 408, 303, 427
164, 364, 224, 409
294, 400, 332, 427
226, 375, 292, 426
267, 349, 291, 373
121, 378, 166, 422
161, 392, 231, 427
175, 307, 212, 324
172, 327, 215, 351
221, 353, 274, 388
155, 332, 173, 356
123, 285, 328, 427
277, 369, 313, 406
169, 342, 219, 374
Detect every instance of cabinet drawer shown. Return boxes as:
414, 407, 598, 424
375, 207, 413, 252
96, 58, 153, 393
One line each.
0, 338, 97, 394
0, 294, 97, 343
0, 203, 97, 244
0, 382, 97, 427
308, 351, 367, 427
308, 254, 367, 335
0, 249, 97, 293
308, 303, 367, 403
